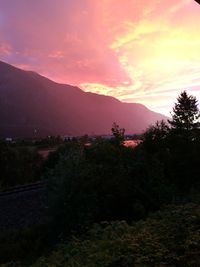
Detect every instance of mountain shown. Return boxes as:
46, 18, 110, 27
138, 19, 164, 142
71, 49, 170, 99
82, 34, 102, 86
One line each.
0, 61, 167, 138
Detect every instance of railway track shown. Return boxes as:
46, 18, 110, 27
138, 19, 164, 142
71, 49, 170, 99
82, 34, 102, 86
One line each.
0, 181, 46, 197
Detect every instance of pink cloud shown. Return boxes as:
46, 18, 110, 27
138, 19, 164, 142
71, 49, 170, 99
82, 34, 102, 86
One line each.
0, 0, 200, 114
0, 42, 12, 56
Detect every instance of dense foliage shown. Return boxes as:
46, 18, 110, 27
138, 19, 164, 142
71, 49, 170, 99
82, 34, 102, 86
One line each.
142, 91, 200, 193
4, 203, 200, 267
45, 139, 173, 236
0, 141, 43, 189
0, 225, 48, 265
30, 203, 200, 267
168, 90, 199, 132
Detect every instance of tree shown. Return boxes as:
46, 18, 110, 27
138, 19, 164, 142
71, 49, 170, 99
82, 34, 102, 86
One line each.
142, 120, 169, 153
168, 91, 199, 133
111, 122, 125, 146
167, 91, 200, 192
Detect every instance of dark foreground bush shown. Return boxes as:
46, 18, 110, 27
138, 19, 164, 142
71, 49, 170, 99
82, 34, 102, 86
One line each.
31, 203, 200, 267
0, 225, 49, 265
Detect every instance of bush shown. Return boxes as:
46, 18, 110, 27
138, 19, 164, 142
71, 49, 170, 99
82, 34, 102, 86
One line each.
0, 142, 43, 189
0, 225, 49, 265
32, 203, 200, 267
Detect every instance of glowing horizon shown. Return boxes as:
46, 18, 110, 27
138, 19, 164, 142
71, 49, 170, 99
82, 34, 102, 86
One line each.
0, 0, 200, 115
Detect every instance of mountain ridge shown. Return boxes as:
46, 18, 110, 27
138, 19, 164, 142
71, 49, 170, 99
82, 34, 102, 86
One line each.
0, 60, 167, 137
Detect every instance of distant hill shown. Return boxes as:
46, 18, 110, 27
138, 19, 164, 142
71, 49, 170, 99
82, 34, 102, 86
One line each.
0, 61, 167, 138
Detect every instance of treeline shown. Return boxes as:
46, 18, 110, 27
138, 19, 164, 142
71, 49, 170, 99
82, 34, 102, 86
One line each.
143, 91, 200, 194
0, 136, 65, 189
44, 91, 200, 237
0, 142, 43, 189
1, 91, 200, 266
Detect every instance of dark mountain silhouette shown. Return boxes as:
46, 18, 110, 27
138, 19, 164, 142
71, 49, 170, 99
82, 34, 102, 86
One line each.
0, 61, 167, 137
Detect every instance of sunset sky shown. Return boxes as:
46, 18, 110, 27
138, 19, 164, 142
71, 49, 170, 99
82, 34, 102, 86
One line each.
0, 0, 200, 115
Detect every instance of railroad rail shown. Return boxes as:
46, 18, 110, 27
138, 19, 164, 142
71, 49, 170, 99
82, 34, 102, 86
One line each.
0, 181, 46, 197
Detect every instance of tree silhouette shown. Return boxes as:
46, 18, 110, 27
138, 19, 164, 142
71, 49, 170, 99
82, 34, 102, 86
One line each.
166, 91, 200, 192
168, 91, 199, 135
142, 120, 169, 153
111, 122, 125, 146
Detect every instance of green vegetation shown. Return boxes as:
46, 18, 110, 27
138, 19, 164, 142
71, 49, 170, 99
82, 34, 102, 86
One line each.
1, 91, 200, 266
111, 122, 125, 146
0, 225, 48, 265
46, 137, 172, 237
0, 135, 65, 189
0, 142, 43, 189
3, 203, 200, 267
168, 90, 199, 133
30, 203, 200, 267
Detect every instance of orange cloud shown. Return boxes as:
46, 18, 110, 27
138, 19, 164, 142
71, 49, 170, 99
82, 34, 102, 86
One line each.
104, 0, 200, 114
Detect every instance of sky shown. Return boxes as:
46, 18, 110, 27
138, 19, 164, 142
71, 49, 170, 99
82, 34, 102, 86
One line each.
0, 0, 200, 115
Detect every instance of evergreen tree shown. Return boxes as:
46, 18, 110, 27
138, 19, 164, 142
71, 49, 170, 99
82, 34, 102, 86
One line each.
167, 91, 200, 192
168, 91, 199, 133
